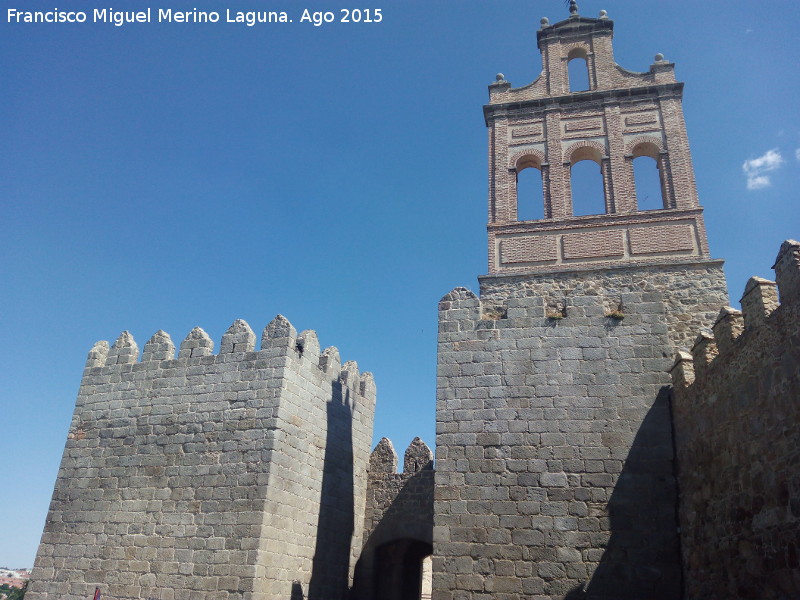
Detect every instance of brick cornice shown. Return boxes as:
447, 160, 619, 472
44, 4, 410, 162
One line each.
486, 207, 704, 233
484, 82, 684, 125
478, 256, 725, 282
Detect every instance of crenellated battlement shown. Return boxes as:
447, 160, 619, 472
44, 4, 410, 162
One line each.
438, 284, 668, 337
669, 239, 800, 600
81, 315, 376, 405
368, 437, 398, 474
367, 436, 434, 476
357, 436, 434, 600
440, 285, 634, 320
669, 239, 800, 391
447, 256, 729, 353
29, 313, 377, 600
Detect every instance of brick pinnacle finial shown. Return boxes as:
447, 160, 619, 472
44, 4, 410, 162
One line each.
569, 0, 578, 16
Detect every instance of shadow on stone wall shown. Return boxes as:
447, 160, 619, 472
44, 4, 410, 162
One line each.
307, 380, 355, 600
291, 581, 305, 600
565, 387, 682, 600
352, 468, 434, 600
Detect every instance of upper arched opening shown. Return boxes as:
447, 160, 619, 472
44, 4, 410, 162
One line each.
515, 154, 542, 171
629, 139, 669, 210
568, 143, 606, 216
567, 46, 591, 92
630, 140, 661, 160
569, 144, 603, 165
567, 46, 589, 61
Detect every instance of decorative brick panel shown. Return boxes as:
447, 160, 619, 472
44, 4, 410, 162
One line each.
624, 113, 658, 127
510, 125, 543, 138
629, 224, 694, 255
562, 229, 624, 259
564, 118, 603, 133
499, 235, 558, 264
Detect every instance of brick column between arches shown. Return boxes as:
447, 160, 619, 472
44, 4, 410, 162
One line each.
545, 110, 568, 219
658, 152, 677, 209
659, 96, 699, 209
604, 103, 634, 213
541, 163, 553, 219
492, 116, 511, 223
601, 157, 615, 214
508, 168, 518, 222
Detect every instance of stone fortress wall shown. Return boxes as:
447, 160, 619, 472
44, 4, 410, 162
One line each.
670, 240, 800, 600
26, 316, 376, 600
354, 437, 435, 600
23, 4, 800, 600
479, 260, 728, 353
432, 269, 724, 600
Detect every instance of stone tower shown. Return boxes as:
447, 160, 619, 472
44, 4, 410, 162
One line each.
26, 317, 377, 600
434, 4, 728, 599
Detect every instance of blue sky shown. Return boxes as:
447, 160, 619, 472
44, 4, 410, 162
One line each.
1, 0, 799, 568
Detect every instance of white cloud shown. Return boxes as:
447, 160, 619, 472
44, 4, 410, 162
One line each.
747, 175, 771, 190
795, 148, 800, 162
742, 149, 784, 190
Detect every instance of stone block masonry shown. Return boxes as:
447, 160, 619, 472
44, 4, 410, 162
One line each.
670, 240, 800, 600
26, 6, 792, 600
354, 437, 435, 600
479, 260, 728, 353
26, 316, 376, 600
433, 279, 690, 600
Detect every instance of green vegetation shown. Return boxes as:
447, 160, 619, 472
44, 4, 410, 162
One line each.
0, 581, 27, 600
